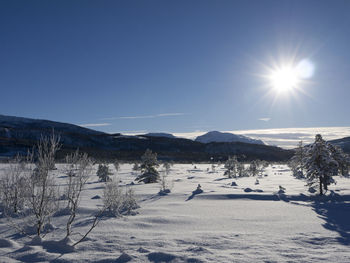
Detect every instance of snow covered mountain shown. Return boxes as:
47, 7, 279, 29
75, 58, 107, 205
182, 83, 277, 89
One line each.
195, 131, 264, 145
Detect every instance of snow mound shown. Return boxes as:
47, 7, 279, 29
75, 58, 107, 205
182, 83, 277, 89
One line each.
137, 247, 150, 253
42, 237, 75, 253
309, 187, 317, 193
115, 252, 133, 263
244, 187, 253, 192
244, 188, 263, 193
159, 189, 171, 196
0, 238, 19, 248
28, 236, 42, 245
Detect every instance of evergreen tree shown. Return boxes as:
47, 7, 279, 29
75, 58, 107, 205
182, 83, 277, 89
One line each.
224, 156, 238, 178
249, 160, 260, 177
135, 149, 159, 183
304, 134, 338, 195
237, 162, 246, 177
96, 164, 112, 182
328, 143, 350, 176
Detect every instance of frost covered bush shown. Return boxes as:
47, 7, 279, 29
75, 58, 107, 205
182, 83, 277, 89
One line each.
97, 163, 112, 182
288, 141, 306, 178
0, 155, 29, 215
113, 159, 120, 174
248, 160, 266, 177
159, 162, 173, 195
103, 180, 138, 217
135, 149, 159, 184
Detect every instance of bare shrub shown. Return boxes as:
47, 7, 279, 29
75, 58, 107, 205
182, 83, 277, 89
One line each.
64, 150, 94, 238
26, 133, 61, 237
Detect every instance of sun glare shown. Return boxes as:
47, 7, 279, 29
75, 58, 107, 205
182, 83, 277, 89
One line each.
267, 59, 314, 93
270, 66, 299, 92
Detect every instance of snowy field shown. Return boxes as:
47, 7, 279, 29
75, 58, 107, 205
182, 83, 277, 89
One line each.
0, 163, 350, 262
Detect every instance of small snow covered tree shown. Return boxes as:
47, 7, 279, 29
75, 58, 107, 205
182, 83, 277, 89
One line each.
113, 159, 120, 174
289, 141, 306, 178
96, 163, 112, 182
304, 134, 339, 195
224, 156, 238, 178
135, 149, 159, 183
159, 162, 173, 194
132, 162, 140, 173
163, 162, 172, 175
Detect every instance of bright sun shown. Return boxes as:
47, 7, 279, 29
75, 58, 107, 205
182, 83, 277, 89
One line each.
267, 59, 314, 94
269, 66, 299, 92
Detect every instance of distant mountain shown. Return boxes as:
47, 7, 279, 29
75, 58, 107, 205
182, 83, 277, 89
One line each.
0, 115, 292, 162
0, 114, 115, 157
329, 136, 350, 153
144, 133, 176, 139
195, 131, 264, 145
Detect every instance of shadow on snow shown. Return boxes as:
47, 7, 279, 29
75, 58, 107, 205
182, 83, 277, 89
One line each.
194, 192, 350, 245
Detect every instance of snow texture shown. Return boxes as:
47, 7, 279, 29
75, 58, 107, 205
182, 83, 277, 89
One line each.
0, 163, 350, 262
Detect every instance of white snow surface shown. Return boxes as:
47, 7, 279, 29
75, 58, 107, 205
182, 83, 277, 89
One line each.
0, 163, 350, 262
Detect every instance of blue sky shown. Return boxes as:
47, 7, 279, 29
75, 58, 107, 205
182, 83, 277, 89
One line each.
1, 0, 350, 135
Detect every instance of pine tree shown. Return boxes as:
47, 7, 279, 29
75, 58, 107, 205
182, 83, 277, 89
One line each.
249, 160, 260, 177
327, 143, 350, 176
135, 149, 159, 183
96, 164, 112, 182
224, 156, 238, 178
304, 134, 338, 195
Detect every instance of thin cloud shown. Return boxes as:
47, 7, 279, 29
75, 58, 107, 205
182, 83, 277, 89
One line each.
79, 123, 111, 127
258, 118, 271, 121
101, 113, 186, 120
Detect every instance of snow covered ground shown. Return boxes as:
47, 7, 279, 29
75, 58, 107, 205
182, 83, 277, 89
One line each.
0, 163, 349, 262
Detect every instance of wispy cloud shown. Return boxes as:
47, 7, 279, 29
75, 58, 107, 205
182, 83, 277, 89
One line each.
258, 117, 271, 122
79, 123, 111, 127
101, 113, 186, 120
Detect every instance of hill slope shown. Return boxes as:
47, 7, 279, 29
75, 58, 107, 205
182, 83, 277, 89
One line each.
0, 115, 292, 161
